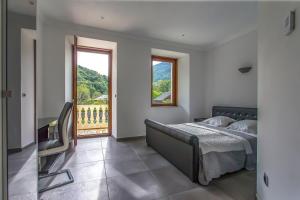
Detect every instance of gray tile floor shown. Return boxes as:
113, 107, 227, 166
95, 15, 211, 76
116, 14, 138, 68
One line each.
39, 137, 256, 200
8, 144, 38, 200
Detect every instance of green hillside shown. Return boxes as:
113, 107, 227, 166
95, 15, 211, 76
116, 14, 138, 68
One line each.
77, 65, 108, 105
77, 63, 172, 104
153, 62, 171, 81
152, 62, 171, 100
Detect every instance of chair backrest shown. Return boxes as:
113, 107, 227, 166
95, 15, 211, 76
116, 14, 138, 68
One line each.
57, 102, 73, 144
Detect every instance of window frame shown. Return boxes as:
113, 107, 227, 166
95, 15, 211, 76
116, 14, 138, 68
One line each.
72, 45, 113, 138
151, 55, 177, 107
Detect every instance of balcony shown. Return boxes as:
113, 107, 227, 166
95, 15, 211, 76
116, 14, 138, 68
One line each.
77, 104, 109, 137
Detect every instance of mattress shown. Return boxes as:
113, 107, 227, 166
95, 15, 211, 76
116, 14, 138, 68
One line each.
168, 122, 257, 185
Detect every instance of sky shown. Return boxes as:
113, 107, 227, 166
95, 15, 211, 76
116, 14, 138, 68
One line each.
153, 61, 162, 66
77, 51, 109, 76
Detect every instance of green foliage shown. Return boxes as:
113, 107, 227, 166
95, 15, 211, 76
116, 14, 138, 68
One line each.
155, 80, 171, 93
77, 84, 90, 104
152, 90, 161, 99
152, 62, 172, 101
152, 80, 171, 100
77, 65, 108, 105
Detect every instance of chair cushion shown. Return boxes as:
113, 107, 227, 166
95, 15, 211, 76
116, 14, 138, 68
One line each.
38, 139, 63, 151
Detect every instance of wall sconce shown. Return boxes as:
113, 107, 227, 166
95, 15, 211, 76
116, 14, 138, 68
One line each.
238, 66, 252, 74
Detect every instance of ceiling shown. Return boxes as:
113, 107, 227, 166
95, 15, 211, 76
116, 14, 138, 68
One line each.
14, 1, 258, 49
8, 0, 36, 16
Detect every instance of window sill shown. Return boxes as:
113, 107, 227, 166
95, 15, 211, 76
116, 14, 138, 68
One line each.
151, 104, 178, 107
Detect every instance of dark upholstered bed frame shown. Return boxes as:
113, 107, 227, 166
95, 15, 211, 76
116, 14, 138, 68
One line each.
212, 106, 257, 120
145, 106, 257, 183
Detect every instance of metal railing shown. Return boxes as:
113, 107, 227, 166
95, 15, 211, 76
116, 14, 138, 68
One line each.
77, 104, 109, 130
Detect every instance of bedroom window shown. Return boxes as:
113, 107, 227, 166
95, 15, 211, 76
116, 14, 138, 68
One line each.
151, 55, 177, 106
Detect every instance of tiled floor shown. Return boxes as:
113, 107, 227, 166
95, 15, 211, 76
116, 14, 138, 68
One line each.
8, 144, 38, 200
39, 137, 256, 200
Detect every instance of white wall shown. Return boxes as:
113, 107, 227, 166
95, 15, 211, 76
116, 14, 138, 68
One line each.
204, 30, 257, 116
21, 29, 35, 148
36, 3, 44, 125
257, 2, 300, 200
65, 36, 73, 103
75, 36, 118, 138
177, 55, 190, 121
7, 12, 35, 149
111, 43, 118, 138
64, 36, 73, 139
151, 48, 190, 122
37, 18, 205, 139
189, 51, 206, 120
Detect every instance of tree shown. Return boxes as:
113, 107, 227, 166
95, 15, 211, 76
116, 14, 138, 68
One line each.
152, 90, 161, 99
77, 65, 108, 105
77, 84, 90, 104
152, 80, 171, 100
157, 80, 171, 93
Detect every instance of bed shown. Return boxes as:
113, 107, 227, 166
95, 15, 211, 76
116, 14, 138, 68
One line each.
145, 106, 257, 185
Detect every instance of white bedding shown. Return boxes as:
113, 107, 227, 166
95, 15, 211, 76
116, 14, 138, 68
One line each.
168, 123, 253, 155
168, 122, 257, 185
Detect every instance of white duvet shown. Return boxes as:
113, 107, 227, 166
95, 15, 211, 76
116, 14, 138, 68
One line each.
168, 123, 253, 155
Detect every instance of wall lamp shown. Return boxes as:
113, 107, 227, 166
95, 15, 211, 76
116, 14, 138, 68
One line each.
238, 66, 252, 74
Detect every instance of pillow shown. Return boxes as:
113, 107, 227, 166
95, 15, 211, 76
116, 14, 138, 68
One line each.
202, 116, 236, 127
227, 120, 257, 134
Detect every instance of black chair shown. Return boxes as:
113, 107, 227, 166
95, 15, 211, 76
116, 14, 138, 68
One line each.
38, 102, 74, 193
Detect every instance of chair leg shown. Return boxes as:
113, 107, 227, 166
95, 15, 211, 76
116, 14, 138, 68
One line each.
38, 169, 74, 193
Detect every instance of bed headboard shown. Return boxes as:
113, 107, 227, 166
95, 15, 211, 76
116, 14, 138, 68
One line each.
212, 106, 257, 121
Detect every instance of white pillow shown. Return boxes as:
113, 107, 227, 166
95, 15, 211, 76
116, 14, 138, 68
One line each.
227, 120, 257, 134
202, 116, 236, 127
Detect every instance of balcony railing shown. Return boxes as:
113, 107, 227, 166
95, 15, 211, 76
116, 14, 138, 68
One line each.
77, 104, 109, 131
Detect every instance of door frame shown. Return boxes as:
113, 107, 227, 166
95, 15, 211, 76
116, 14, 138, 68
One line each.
1, 0, 8, 199
72, 45, 113, 138
72, 36, 78, 145
33, 40, 37, 144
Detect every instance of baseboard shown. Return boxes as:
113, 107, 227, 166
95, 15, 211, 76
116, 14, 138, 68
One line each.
116, 135, 145, 142
22, 142, 35, 149
7, 148, 22, 154
8, 142, 35, 155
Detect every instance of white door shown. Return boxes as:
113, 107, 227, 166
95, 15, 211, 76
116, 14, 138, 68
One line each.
20, 29, 36, 148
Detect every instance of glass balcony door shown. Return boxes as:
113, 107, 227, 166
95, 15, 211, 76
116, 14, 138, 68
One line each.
73, 45, 112, 138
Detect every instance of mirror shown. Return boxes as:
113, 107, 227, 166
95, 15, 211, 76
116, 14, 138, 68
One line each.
6, 0, 37, 199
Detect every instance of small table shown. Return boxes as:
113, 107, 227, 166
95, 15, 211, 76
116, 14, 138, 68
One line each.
38, 117, 57, 142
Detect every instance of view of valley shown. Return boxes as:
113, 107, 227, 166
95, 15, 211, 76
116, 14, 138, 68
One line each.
77, 65, 108, 105
152, 61, 172, 103
78, 61, 173, 105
